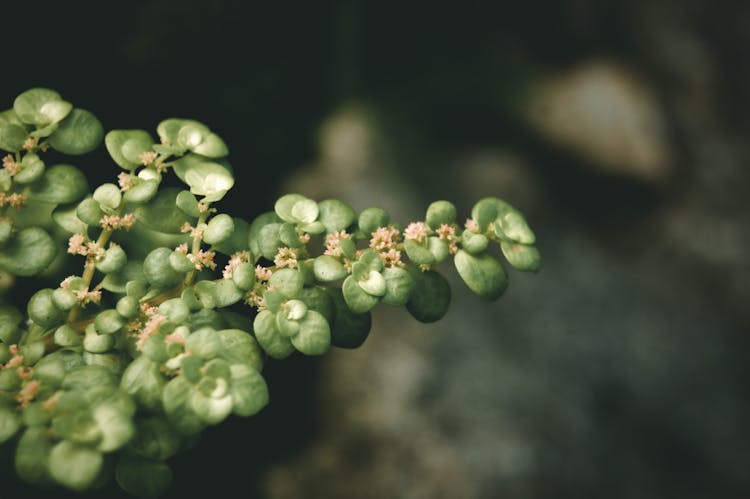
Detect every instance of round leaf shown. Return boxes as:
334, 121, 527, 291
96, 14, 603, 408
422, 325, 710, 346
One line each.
500, 240, 541, 272
318, 198, 355, 233
291, 310, 331, 355
406, 268, 451, 323
342, 275, 379, 313
172, 154, 234, 202
48, 108, 104, 155
49, 441, 103, 492
253, 309, 294, 359
105, 129, 154, 170
230, 363, 269, 416
381, 266, 415, 306
28, 163, 89, 204
313, 255, 347, 282
454, 250, 508, 301
0, 226, 56, 276
203, 213, 234, 245
13, 88, 70, 125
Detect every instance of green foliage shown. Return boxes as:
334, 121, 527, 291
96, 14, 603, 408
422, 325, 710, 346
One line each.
0, 88, 540, 497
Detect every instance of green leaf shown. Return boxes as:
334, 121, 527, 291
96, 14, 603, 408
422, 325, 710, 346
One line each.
211, 216, 249, 255
49, 440, 103, 492
313, 255, 347, 282
403, 238, 435, 265
291, 310, 331, 355
0, 227, 56, 276
75, 196, 104, 226
14, 153, 45, 184
500, 240, 541, 272
135, 187, 194, 234
217, 329, 264, 372
27, 288, 63, 327
116, 456, 173, 499
358, 207, 390, 234
190, 389, 233, 425
159, 298, 190, 324
95, 309, 125, 334
291, 198, 319, 224
203, 213, 234, 245
92, 402, 135, 452
186, 327, 222, 359
0, 110, 27, 152
230, 363, 269, 416
193, 280, 218, 309
253, 309, 295, 359
14, 88, 71, 125
425, 200, 457, 229
274, 193, 307, 223
123, 178, 159, 204
53, 202, 88, 234
461, 230, 489, 254
96, 245, 127, 274
454, 250, 508, 301
231, 261, 256, 290
83, 327, 115, 353
318, 198, 355, 233
213, 278, 244, 307
62, 365, 117, 391
15, 428, 54, 485
172, 154, 234, 202
358, 270, 387, 297
48, 108, 104, 155
381, 266, 415, 306
105, 129, 154, 170
0, 405, 21, 444
493, 208, 536, 244
143, 247, 183, 288
248, 211, 281, 258
28, 163, 89, 204
342, 275, 379, 313
471, 198, 498, 231
326, 288, 371, 348
0, 304, 22, 343
175, 189, 201, 217
54, 324, 82, 347
406, 268, 451, 323
162, 376, 205, 435
269, 268, 304, 297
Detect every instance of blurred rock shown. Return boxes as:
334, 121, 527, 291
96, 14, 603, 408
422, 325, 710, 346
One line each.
526, 60, 673, 182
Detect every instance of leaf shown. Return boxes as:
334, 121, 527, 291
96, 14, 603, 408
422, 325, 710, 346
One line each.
105, 129, 154, 170
119, 356, 166, 411
15, 427, 54, 485
203, 213, 234, 245
13, 87, 71, 125
27, 288, 63, 327
454, 250, 508, 301
49, 441, 103, 492
291, 310, 331, 355
172, 154, 234, 202
381, 266, 415, 306
248, 211, 281, 258
92, 403, 135, 452
123, 179, 159, 204
425, 200, 457, 229
253, 309, 295, 359
186, 327, 222, 359
318, 198, 355, 233
0, 226, 56, 276
500, 240, 541, 272
358, 207, 390, 234
358, 270, 387, 296
313, 255, 347, 282
461, 230, 489, 254
231, 261, 256, 290
274, 193, 307, 223
116, 456, 173, 499
269, 268, 304, 298
403, 238, 435, 265
48, 108, 104, 155
28, 163, 89, 204
0, 405, 21, 444
129, 417, 181, 461
230, 363, 269, 416
406, 268, 451, 323
134, 187, 195, 234
162, 376, 205, 435
326, 288, 371, 348
190, 389, 233, 425
217, 329, 264, 372
471, 198, 498, 231
342, 275, 379, 313
143, 247, 183, 288
0, 110, 27, 152
14, 153, 45, 184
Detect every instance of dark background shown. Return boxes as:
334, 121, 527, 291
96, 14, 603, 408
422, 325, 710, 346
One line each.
2, 1, 749, 498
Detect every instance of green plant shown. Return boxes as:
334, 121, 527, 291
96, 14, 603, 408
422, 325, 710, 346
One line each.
0, 88, 540, 497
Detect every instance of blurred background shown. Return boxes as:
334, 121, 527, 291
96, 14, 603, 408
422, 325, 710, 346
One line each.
2, 1, 750, 497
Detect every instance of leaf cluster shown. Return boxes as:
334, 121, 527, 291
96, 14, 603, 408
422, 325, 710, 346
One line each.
0, 88, 540, 497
